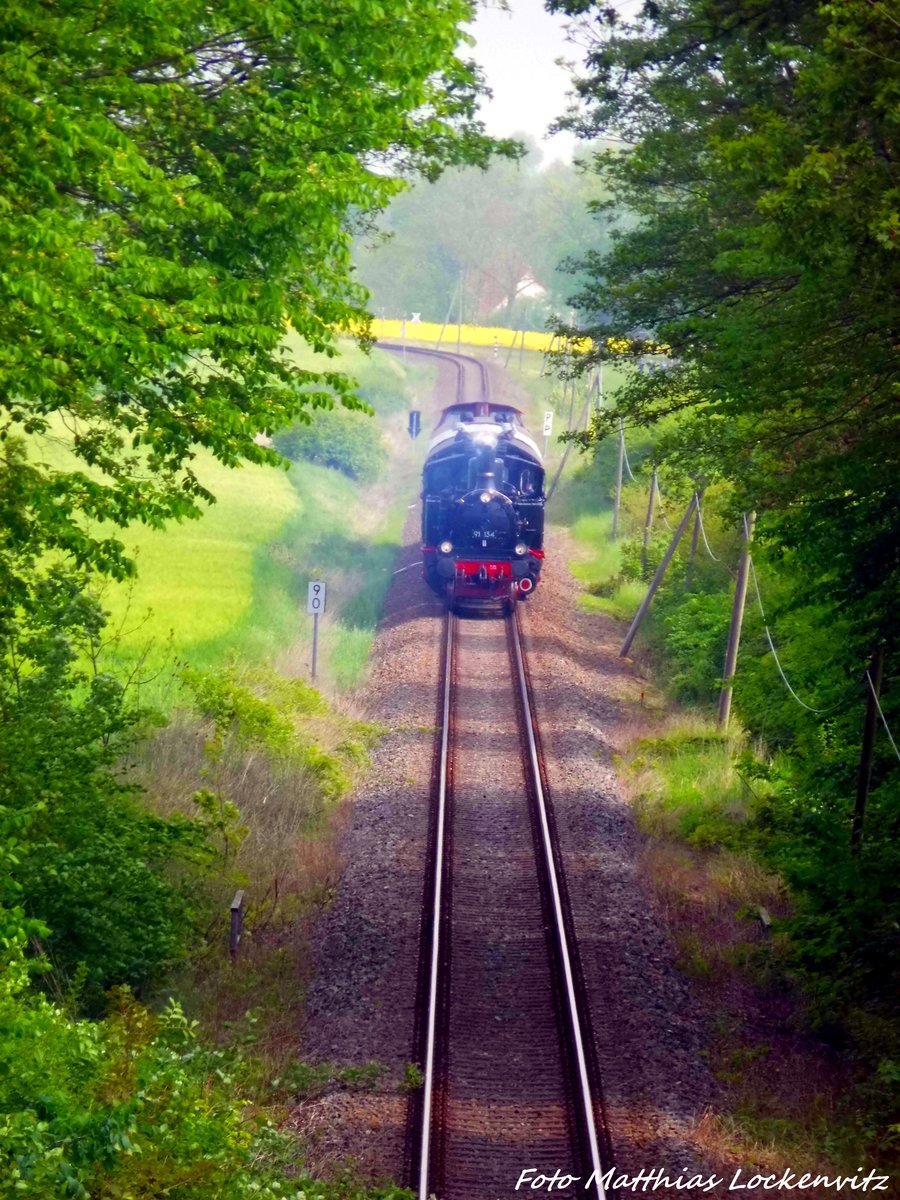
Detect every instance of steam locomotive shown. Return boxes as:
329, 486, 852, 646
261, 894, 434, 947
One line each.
421, 401, 545, 610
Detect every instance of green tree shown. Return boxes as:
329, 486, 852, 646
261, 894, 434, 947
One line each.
353, 139, 617, 326
0, 569, 209, 1003
0, 0, 509, 589
0, 924, 408, 1200
554, 0, 899, 648
0, 0, 511, 1000
552, 0, 900, 1112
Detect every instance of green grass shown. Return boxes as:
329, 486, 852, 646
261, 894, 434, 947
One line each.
37, 335, 437, 706
629, 720, 752, 848
278, 465, 415, 691
558, 507, 646, 621
579, 580, 646, 621
569, 511, 621, 587
102, 456, 299, 654
282, 328, 435, 416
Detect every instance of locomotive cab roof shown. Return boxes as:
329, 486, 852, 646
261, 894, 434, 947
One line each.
433, 402, 524, 431
425, 401, 542, 466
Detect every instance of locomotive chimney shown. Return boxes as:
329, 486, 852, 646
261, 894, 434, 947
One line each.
475, 446, 497, 493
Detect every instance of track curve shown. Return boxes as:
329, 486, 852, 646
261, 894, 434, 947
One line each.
377, 341, 491, 406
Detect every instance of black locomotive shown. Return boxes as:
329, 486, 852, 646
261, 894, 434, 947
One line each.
421, 401, 545, 610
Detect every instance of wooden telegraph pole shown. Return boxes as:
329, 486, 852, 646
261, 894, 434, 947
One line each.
851, 645, 886, 854
640, 467, 658, 575
684, 487, 705, 592
611, 419, 626, 539
717, 513, 755, 729
620, 494, 698, 657
456, 267, 464, 354
435, 276, 459, 350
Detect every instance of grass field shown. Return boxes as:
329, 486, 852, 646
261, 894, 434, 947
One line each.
35, 336, 437, 706
99, 456, 299, 655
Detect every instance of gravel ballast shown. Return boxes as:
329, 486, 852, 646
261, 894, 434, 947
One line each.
295, 355, 771, 1197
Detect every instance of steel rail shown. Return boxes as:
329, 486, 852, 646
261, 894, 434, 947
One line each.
403, 340, 610, 1198
416, 610, 454, 1200
410, 609, 613, 1200
508, 608, 610, 1200
377, 342, 490, 406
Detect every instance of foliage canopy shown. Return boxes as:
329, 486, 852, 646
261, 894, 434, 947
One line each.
0, 8, 509, 1191
552, 0, 900, 1141
0, 0, 509, 587
553, 0, 899, 640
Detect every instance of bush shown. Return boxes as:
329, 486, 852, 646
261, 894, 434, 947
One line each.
133, 665, 380, 943
0, 921, 407, 1200
629, 723, 752, 849
274, 407, 386, 482
653, 591, 732, 705
0, 571, 210, 1007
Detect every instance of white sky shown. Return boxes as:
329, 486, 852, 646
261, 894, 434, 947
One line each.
466, 0, 581, 164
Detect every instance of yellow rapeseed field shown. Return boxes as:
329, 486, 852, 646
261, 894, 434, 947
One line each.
369, 318, 583, 353
368, 319, 658, 358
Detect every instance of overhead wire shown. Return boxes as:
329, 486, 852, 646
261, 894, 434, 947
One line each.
621, 429, 637, 482
743, 520, 899, 748
694, 495, 720, 561
615, 454, 900, 753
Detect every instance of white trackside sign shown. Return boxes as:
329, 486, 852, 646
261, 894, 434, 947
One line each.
307, 580, 326, 615
543, 411, 554, 436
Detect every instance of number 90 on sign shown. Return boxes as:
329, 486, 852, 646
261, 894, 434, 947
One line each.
307, 581, 326, 615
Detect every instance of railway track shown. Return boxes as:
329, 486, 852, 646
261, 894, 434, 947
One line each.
379, 340, 612, 1195
378, 341, 491, 406
406, 608, 615, 1200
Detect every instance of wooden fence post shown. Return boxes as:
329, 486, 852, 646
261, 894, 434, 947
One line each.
229, 890, 245, 963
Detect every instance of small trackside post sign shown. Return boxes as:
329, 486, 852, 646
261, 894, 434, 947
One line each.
543, 411, 553, 436
307, 581, 325, 680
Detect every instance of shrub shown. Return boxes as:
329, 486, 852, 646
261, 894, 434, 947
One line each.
133, 665, 380, 943
654, 591, 732, 705
0, 922, 407, 1200
274, 407, 386, 482
0, 571, 210, 1006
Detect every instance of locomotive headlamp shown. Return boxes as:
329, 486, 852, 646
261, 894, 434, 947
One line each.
480, 492, 491, 503
514, 542, 528, 556
439, 540, 453, 554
